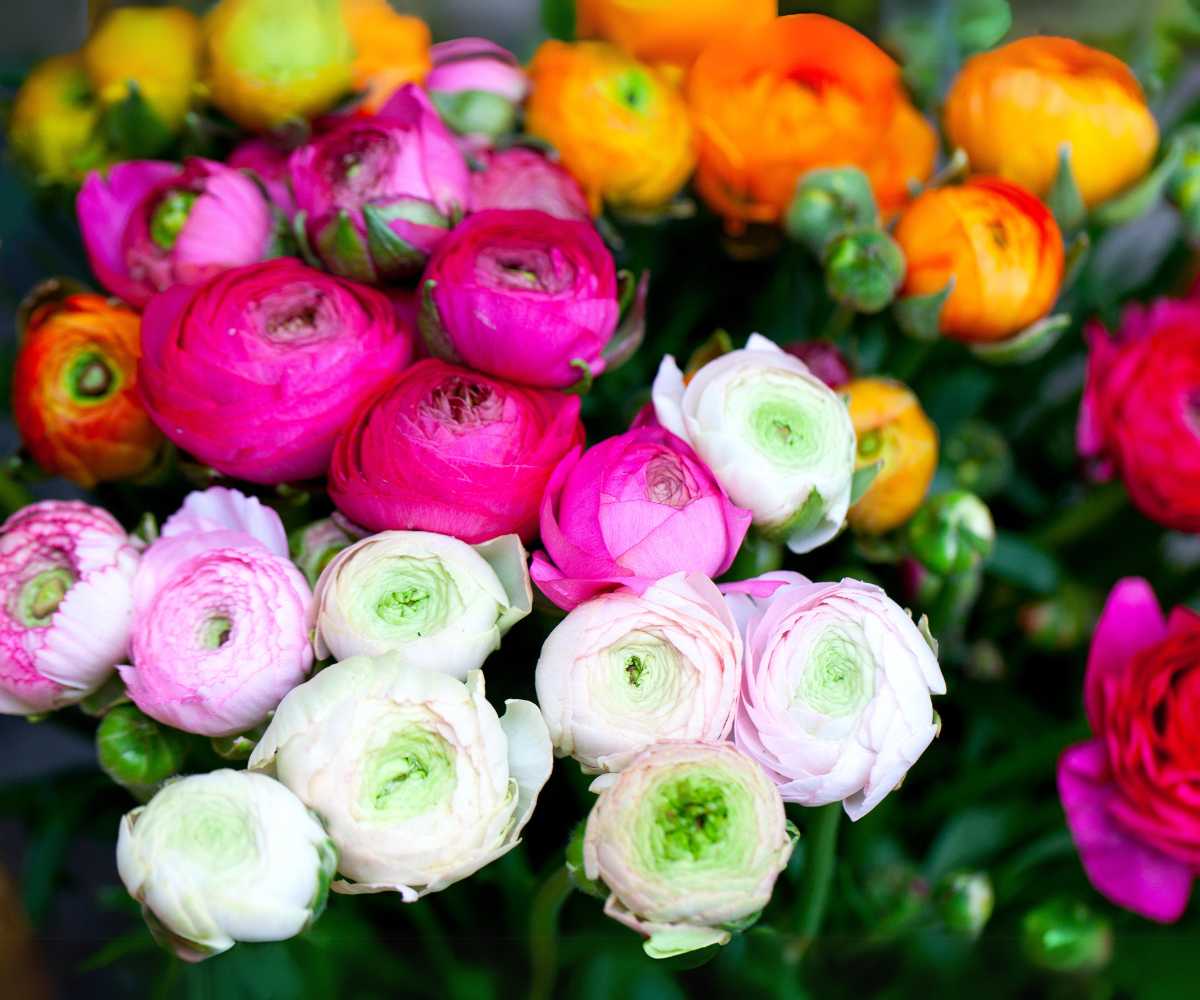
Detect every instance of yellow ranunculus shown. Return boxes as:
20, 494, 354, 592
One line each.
8, 54, 109, 185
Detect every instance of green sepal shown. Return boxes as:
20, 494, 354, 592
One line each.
1091, 136, 1185, 228
1060, 232, 1090, 296
418, 279, 460, 362
1047, 145, 1086, 234
363, 203, 426, 281
760, 488, 825, 545
850, 461, 883, 505
566, 358, 594, 395
291, 211, 323, 270
969, 313, 1070, 365
100, 82, 173, 158
304, 833, 339, 929
315, 210, 376, 283
894, 280, 954, 341
430, 89, 518, 139
683, 329, 733, 378
565, 821, 607, 899
78, 673, 130, 718
602, 270, 649, 371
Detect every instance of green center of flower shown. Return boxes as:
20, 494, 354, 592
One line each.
624, 653, 646, 687
857, 428, 883, 459
594, 632, 691, 716
17, 568, 75, 627
613, 69, 653, 113
150, 190, 198, 250
360, 724, 457, 822
364, 556, 462, 639
65, 351, 117, 403
749, 397, 819, 467
654, 776, 731, 862
172, 793, 257, 869
198, 615, 233, 650
795, 626, 875, 718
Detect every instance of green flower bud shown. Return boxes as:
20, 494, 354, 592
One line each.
1018, 583, 1101, 652
823, 229, 906, 315
907, 490, 995, 576
935, 871, 994, 939
288, 516, 357, 588
943, 420, 1013, 499
785, 167, 878, 254
97, 704, 188, 799
1021, 899, 1113, 974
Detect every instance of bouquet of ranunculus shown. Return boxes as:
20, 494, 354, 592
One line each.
6, 1, 1200, 996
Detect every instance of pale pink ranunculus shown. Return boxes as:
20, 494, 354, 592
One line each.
535, 573, 742, 773
77, 157, 274, 308
468, 148, 590, 221
426, 38, 528, 147
119, 488, 314, 737
0, 501, 138, 715
531, 426, 750, 610
729, 571, 945, 819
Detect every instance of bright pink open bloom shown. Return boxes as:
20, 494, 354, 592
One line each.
138, 258, 412, 484
0, 501, 138, 715
329, 358, 584, 543
421, 209, 619, 389
469, 148, 590, 221
531, 426, 751, 610
1059, 578, 1200, 923
427, 38, 528, 147
119, 488, 313, 737
77, 157, 274, 308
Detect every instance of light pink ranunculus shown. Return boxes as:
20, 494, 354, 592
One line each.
77, 157, 274, 308
0, 501, 138, 715
531, 426, 750, 610
119, 488, 314, 737
427, 38, 528, 148
468, 148, 590, 221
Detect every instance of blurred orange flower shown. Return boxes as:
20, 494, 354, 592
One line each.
944, 37, 1158, 208
894, 177, 1064, 344
342, 0, 431, 113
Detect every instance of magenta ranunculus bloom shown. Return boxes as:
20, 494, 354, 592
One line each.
329, 358, 584, 543
289, 84, 470, 283
469, 148, 590, 221
119, 488, 314, 737
421, 209, 620, 389
139, 258, 413, 484
0, 501, 139, 715
77, 157, 275, 308
530, 426, 751, 610
227, 137, 295, 216
426, 38, 529, 146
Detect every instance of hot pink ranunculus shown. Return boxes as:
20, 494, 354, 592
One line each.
1059, 578, 1200, 923
289, 84, 470, 283
227, 137, 295, 215
427, 38, 529, 148
468, 148, 590, 221
421, 209, 619, 389
138, 258, 412, 484
328, 358, 584, 543
77, 157, 275, 308
530, 426, 751, 610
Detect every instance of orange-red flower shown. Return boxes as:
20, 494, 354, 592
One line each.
944, 37, 1158, 208
686, 14, 935, 231
341, 0, 431, 114
894, 177, 1064, 344
12, 293, 162, 487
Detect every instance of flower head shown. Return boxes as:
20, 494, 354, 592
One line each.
427, 39, 528, 146
468, 148, 590, 221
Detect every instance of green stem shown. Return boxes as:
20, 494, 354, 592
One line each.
1032, 481, 1126, 550
0, 470, 34, 517
820, 303, 855, 342
792, 803, 842, 961
890, 339, 934, 383
528, 865, 572, 1000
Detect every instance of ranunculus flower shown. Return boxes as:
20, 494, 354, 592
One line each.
249, 656, 552, 899
119, 488, 314, 737
894, 177, 1064, 344
77, 157, 274, 307
289, 84, 470, 282
729, 572, 945, 818
1059, 579, 1200, 923
138, 258, 412, 484
227, 138, 295, 215
426, 39, 528, 147
583, 740, 793, 958
652, 334, 856, 554
117, 770, 336, 961
420, 209, 619, 389
526, 41, 696, 213
1077, 296, 1200, 532
342, 0, 430, 113
535, 574, 741, 773
468, 148, 590, 221
12, 291, 162, 488
0, 501, 138, 715
313, 531, 531, 677
289, 515, 364, 587
945, 37, 1158, 208
530, 426, 750, 610
329, 359, 584, 543
782, 341, 854, 390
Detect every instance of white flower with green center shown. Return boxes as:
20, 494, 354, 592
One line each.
116, 770, 336, 962
535, 573, 741, 773
312, 531, 532, 677
248, 654, 552, 899
652, 333, 856, 554
729, 572, 945, 818
583, 740, 793, 959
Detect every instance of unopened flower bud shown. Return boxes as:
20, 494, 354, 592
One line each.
823, 229, 906, 314
1018, 583, 1101, 651
781, 340, 854, 389
1021, 899, 1113, 974
936, 871, 994, 938
97, 704, 189, 799
907, 490, 995, 576
785, 167, 878, 254
943, 420, 1013, 499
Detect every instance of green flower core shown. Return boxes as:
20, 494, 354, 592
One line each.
66, 351, 117, 403
612, 69, 654, 114
794, 625, 875, 718
654, 775, 731, 863
360, 723, 457, 823
16, 567, 75, 627
171, 792, 257, 870
364, 556, 463, 639
150, 190, 198, 250
748, 394, 820, 468
198, 615, 233, 650
593, 632, 691, 718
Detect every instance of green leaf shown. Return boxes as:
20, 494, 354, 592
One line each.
968, 313, 1070, 365
955, 0, 1013, 52
850, 461, 883, 505
291, 211, 322, 270
100, 82, 173, 158
1091, 135, 1185, 227
986, 531, 1060, 594
894, 280, 954, 341
1047, 145, 1086, 233
541, 0, 576, 40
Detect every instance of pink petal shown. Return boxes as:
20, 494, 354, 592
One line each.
1084, 578, 1168, 730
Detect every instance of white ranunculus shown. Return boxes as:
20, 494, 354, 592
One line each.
312, 531, 532, 677
728, 572, 945, 819
583, 740, 794, 959
652, 333, 856, 554
535, 573, 741, 773
116, 769, 336, 962
248, 654, 552, 899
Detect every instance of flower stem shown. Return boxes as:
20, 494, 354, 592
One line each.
0, 470, 33, 517
793, 803, 842, 960
1032, 481, 1127, 550
528, 865, 572, 1000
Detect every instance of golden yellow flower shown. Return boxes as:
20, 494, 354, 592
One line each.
341, 0, 430, 113
8, 54, 108, 185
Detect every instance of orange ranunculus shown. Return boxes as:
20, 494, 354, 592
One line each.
575, 0, 776, 70
845, 378, 938, 535
12, 293, 162, 487
526, 41, 696, 213
686, 14, 935, 231
341, 0, 431, 113
894, 177, 1064, 344
944, 37, 1158, 208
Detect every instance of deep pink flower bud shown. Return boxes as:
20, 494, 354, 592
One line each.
227, 138, 295, 215
329, 359, 584, 543
531, 426, 752, 611
469, 148, 590, 221
138, 258, 413, 484
782, 340, 854, 389
427, 38, 528, 147
421, 209, 620, 389
77, 157, 275, 308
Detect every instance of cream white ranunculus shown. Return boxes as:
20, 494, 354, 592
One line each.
248, 654, 552, 899
583, 740, 794, 959
728, 572, 945, 819
116, 769, 336, 962
535, 573, 741, 773
652, 333, 856, 554
312, 531, 532, 677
